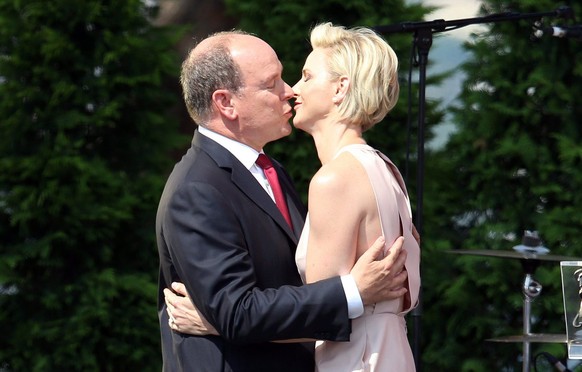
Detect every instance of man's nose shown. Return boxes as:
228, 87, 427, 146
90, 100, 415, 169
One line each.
282, 83, 294, 100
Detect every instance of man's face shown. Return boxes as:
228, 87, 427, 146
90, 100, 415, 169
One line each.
230, 36, 294, 151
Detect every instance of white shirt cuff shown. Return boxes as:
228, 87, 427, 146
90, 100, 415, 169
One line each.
341, 274, 364, 319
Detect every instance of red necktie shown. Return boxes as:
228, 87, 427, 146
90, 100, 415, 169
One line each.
256, 154, 293, 229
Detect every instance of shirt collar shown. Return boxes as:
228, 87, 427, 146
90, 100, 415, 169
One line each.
198, 126, 262, 170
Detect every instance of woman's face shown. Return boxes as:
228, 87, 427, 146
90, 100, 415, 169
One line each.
292, 48, 338, 132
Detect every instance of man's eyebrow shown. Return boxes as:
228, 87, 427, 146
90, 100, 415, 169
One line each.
264, 67, 282, 83
261, 72, 278, 85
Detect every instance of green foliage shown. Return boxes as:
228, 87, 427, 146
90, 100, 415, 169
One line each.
0, 0, 187, 370
422, 0, 582, 370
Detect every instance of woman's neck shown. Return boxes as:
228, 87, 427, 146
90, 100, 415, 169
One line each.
311, 120, 366, 165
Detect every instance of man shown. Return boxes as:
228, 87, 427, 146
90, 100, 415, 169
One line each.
156, 30, 408, 372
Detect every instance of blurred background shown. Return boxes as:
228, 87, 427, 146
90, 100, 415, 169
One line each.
1, 0, 581, 370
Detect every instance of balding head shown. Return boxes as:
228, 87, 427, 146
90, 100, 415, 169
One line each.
180, 31, 256, 125
180, 30, 293, 150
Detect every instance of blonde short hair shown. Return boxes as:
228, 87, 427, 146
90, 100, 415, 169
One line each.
310, 22, 400, 131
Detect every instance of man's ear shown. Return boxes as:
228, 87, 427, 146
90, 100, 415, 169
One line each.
333, 76, 350, 104
212, 89, 237, 120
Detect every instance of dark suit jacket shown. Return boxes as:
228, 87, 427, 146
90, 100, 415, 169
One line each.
156, 130, 351, 372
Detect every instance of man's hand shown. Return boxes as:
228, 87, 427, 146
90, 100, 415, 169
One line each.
164, 282, 219, 336
350, 236, 408, 305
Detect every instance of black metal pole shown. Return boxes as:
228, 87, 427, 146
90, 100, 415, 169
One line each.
411, 27, 431, 372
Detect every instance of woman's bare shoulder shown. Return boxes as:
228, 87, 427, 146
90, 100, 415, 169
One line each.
309, 152, 366, 197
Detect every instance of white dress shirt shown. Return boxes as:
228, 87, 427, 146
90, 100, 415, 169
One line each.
198, 126, 275, 201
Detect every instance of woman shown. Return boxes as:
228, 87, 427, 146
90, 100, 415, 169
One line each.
292, 22, 420, 371
165, 23, 420, 371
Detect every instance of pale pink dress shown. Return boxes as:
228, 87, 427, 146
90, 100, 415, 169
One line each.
296, 144, 421, 372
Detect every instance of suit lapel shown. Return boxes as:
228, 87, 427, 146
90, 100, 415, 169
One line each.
193, 131, 301, 243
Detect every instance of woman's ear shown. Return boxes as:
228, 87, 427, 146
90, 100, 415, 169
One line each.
334, 76, 350, 104
212, 89, 237, 120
